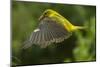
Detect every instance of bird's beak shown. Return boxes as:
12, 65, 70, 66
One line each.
38, 14, 44, 21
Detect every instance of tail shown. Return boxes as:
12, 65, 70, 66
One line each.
75, 26, 86, 30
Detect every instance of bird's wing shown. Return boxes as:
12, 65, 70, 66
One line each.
23, 17, 72, 48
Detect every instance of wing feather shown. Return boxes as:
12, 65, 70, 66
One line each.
23, 17, 72, 48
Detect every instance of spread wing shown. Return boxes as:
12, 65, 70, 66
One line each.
23, 17, 72, 48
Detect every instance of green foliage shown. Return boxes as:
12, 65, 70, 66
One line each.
12, 1, 96, 66
74, 17, 96, 61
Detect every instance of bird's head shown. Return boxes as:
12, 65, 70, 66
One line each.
39, 9, 59, 21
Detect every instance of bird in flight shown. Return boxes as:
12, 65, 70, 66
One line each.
23, 9, 84, 48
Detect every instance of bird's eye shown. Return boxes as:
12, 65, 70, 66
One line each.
44, 11, 51, 16
44, 12, 47, 15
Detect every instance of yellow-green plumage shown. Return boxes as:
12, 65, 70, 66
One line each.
39, 9, 84, 32
23, 9, 84, 48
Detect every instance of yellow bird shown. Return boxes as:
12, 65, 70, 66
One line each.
23, 9, 84, 48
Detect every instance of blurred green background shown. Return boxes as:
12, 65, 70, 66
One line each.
12, 1, 96, 66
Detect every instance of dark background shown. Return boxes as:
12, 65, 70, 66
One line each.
12, 1, 96, 66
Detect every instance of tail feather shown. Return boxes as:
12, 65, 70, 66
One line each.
75, 26, 86, 30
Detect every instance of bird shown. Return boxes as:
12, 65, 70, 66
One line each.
23, 9, 84, 49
